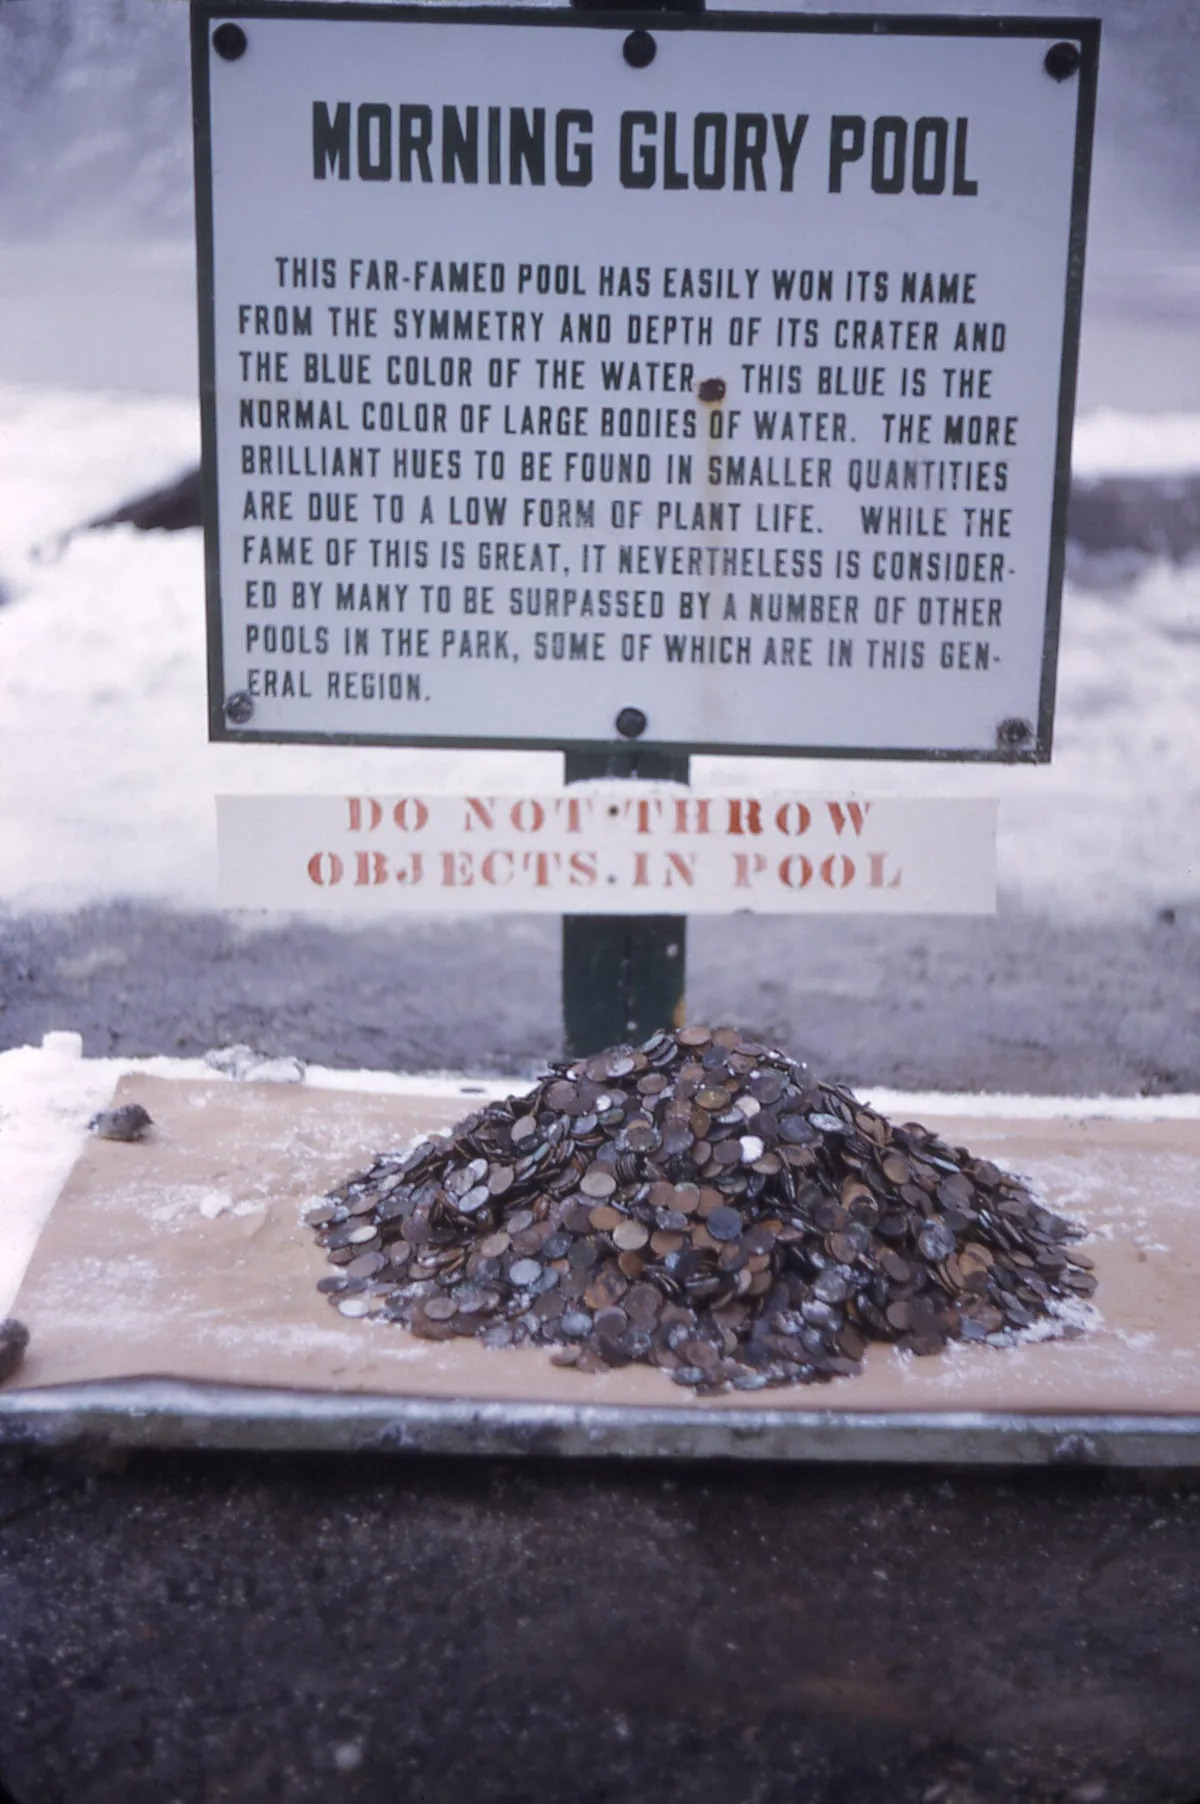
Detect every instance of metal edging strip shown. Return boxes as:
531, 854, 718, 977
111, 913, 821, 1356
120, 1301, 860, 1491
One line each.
3, 1382, 1198, 1467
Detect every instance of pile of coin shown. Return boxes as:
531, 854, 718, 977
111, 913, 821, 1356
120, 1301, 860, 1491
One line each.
307, 1027, 1095, 1393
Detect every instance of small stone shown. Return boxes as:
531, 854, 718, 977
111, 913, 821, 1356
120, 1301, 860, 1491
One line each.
0, 1319, 30, 1384
88, 1103, 153, 1143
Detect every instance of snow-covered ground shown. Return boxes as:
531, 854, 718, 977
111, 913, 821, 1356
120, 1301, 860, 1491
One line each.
0, 383, 1196, 922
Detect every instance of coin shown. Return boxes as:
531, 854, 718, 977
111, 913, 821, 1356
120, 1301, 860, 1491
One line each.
918, 1222, 956, 1262
309, 1025, 1092, 1395
584, 1264, 628, 1310
345, 1252, 386, 1279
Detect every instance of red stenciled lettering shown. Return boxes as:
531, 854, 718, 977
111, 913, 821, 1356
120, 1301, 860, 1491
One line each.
869, 851, 902, 889
726, 799, 763, 836
392, 797, 429, 832
774, 800, 812, 837
821, 854, 855, 888
826, 800, 871, 836
732, 853, 768, 888
307, 850, 343, 886
355, 851, 389, 885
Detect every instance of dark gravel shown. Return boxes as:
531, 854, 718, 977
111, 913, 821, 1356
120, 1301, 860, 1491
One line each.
1, 898, 1196, 1093
1, 1449, 1199, 1804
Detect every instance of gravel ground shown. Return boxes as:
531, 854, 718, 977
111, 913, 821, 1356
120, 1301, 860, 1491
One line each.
1, 1450, 1199, 1804
1, 898, 1195, 1094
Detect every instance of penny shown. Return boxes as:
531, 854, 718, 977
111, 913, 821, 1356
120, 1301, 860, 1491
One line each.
345, 1252, 386, 1279
918, 1222, 956, 1262
957, 1243, 993, 1279
509, 1259, 543, 1288
455, 1286, 499, 1316
625, 1284, 662, 1326
612, 1220, 650, 1252
707, 1207, 743, 1242
581, 1166, 617, 1199
584, 1265, 628, 1310
588, 1204, 623, 1232
827, 1232, 864, 1265
779, 1115, 814, 1144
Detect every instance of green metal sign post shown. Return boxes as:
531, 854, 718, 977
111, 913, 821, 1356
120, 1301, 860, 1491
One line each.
563, 746, 689, 1054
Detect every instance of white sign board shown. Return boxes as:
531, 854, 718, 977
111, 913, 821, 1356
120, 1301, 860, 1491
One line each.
217, 790, 997, 915
194, 7, 1097, 760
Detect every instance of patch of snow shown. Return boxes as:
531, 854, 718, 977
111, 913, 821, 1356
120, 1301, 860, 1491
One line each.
1072, 408, 1200, 479
204, 1045, 306, 1085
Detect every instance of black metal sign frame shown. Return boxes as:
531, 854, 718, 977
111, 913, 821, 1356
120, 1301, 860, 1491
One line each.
192, 4, 1099, 764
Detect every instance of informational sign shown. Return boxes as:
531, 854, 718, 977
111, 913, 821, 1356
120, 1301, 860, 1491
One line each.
194, 6, 1097, 760
217, 790, 997, 914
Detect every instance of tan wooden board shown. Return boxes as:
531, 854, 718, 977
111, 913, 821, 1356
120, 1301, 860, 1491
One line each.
5, 1074, 1198, 1415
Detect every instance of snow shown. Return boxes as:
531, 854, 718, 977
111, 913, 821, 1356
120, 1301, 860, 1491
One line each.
1072, 409, 1200, 480
0, 381, 1196, 921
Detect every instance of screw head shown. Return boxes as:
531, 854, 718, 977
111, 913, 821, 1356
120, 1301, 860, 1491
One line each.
623, 29, 656, 69
615, 707, 647, 740
697, 378, 726, 404
213, 22, 248, 61
1044, 41, 1080, 81
996, 717, 1033, 752
224, 690, 254, 725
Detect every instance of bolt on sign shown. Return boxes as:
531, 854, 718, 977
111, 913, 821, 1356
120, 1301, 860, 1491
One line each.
216, 791, 998, 914
193, 6, 1098, 761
